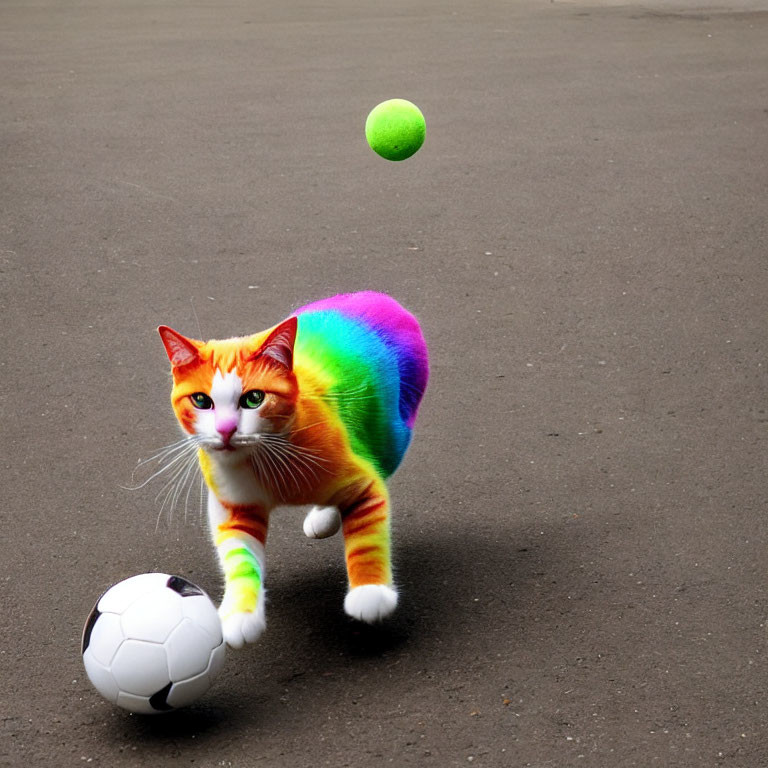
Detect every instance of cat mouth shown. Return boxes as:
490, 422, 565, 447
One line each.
230, 435, 263, 447
202, 435, 267, 452
201, 438, 241, 452
209, 436, 257, 451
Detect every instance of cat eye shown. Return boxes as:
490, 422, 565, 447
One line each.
239, 389, 265, 409
189, 392, 213, 410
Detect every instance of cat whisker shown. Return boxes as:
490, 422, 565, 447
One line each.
135, 435, 198, 462
246, 435, 312, 496
130, 436, 199, 473
265, 445, 298, 496
249, 449, 270, 489
257, 431, 328, 457
261, 437, 320, 478
164, 453, 201, 530
250, 450, 282, 496
154, 455, 191, 512
198, 472, 206, 526
124, 437, 201, 490
255, 436, 325, 492
171, 453, 197, 528
152, 449, 202, 532
263, 441, 303, 494
181, 456, 200, 527
125, 446, 198, 492
259, 435, 330, 474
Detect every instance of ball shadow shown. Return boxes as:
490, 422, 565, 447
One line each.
103, 700, 251, 751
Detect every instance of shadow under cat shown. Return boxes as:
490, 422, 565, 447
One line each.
227, 520, 576, 684
110, 520, 579, 745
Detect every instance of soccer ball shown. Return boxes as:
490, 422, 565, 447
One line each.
82, 573, 226, 714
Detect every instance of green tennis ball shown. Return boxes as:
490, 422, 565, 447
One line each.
365, 99, 426, 161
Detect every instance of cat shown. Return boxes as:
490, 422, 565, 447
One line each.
158, 291, 429, 648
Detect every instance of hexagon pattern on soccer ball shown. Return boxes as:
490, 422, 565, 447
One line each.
120, 588, 184, 643
83, 574, 225, 713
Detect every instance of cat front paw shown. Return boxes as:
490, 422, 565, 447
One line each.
344, 584, 398, 623
219, 608, 266, 649
303, 505, 341, 539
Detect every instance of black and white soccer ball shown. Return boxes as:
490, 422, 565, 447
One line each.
82, 573, 226, 714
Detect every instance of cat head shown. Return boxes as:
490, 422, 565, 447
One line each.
158, 317, 298, 453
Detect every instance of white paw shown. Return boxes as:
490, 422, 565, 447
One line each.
219, 608, 266, 649
344, 584, 398, 623
303, 505, 341, 539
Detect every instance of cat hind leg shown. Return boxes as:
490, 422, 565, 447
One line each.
339, 478, 398, 623
344, 584, 398, 623
303, 505, 342, 539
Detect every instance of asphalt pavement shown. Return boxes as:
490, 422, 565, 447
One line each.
2, 1, 767, 766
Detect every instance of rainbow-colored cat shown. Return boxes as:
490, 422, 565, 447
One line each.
158, 292, 429, 648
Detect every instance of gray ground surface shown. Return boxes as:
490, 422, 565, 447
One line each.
2, 1, 767, 766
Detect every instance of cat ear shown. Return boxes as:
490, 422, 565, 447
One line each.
253, 316, 298, 370
158, 326, 202, 368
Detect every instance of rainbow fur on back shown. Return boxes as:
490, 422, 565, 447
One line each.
158, 291, 428, 648
294, 291, 428, 477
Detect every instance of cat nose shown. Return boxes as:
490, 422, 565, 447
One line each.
216, 417, 238, 445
